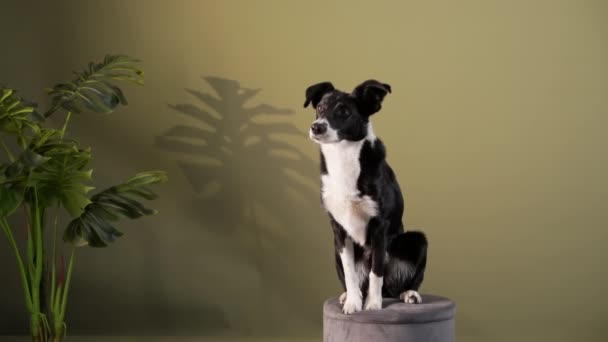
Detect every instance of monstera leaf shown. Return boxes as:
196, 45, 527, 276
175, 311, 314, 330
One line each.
0, 145, 52, 212
2, 149, 50, 181
0, 185, 22, 217
46, 55, 143, 116
64, 171, 167, 247
0, 87, 43, 143
28, 133, 94, 217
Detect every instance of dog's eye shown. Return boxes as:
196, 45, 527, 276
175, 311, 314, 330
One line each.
336, 107, 350, 117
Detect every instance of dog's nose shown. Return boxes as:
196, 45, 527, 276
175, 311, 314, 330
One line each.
311, 122, 327, 135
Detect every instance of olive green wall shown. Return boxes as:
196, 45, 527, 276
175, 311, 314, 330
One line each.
1, 0, 607, 340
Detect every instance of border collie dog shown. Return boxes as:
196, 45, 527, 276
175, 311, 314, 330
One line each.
304, 80, 428, 314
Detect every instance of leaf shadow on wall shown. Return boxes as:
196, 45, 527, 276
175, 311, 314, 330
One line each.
156, 76, 328, 336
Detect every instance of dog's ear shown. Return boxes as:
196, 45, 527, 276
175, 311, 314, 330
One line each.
352, 80, 392, 115
304, 82, 335, 108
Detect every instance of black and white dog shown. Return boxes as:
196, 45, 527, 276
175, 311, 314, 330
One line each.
304, 80, 428, 314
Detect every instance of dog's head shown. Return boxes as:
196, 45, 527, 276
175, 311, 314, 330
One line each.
304, 80, 391, 144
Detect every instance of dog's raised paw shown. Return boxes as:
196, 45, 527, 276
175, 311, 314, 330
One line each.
339, 292, 347, 305
400, 290, 422, 304
342, 295, 362, 314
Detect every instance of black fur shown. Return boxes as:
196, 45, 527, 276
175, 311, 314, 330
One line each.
306, 80, 428, 301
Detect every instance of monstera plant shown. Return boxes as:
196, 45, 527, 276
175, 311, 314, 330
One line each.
0, 55, 167, 341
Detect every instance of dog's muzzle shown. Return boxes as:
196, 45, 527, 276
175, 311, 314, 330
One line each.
309, 119, 338, 144
310, 122, 327, 135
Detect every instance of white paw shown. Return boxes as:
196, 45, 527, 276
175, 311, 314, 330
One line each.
339, 292, 347, 305
400, 290, 422, 304
342, 294, 362, 314
364, 295, 382, 310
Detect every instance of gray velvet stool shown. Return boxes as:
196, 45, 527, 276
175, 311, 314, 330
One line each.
323, 294, 456, 342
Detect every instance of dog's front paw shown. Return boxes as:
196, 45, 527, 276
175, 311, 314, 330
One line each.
339, 292, 347, 305
342, 294, 362, 314
364, 294, 382, 311
400, 290, 422, 304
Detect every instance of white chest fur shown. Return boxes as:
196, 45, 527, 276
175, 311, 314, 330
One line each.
321, 139, 378, 246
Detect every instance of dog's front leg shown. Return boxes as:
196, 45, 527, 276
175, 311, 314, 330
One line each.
365, 218, 387, 311
340, 237, 362, 314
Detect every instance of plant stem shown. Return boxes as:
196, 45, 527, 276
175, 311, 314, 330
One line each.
53, 285, 63, 318
30, 187, 44, 339
59, 112, 71, 139
16, 130, 27, 150
59, 247, 74, 317
53, 247, 74, 341
24, 203, 35, 286
43, 103, 61, 119
52, 322, 66, 342
0, 136, 15, 162
49, 205, 60, 323
0, 217, 33, 311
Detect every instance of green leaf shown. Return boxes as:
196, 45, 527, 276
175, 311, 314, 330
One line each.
4, 161, 24, 179
20, 149, 50, 167
46, 55, 143, 117
115, 171, 168, 191
64, 170, 167, 247
0, 86, 41, 138
0, 185, 22, 217
61, 191, 93, 218
28, 136, 94, 216
104, 82, 128, 105
0, 150, 51, 188
0, 88, 13, 102
28, 110, 45, 123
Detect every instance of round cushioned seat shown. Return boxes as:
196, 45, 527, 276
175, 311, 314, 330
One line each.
323, 294, 456, 342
